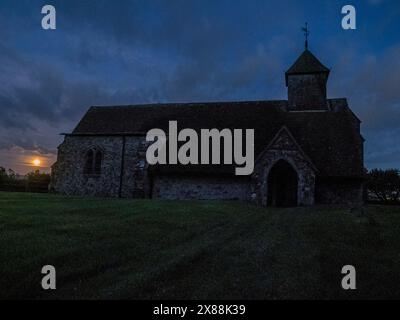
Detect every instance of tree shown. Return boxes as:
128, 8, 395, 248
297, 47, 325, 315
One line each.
0, 167, 7, 185
0, 167, 24, 191
26, 170, 51, 193
367, 169, 400, 203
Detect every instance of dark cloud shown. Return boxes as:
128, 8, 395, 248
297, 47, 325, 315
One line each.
0, 139, 55, 155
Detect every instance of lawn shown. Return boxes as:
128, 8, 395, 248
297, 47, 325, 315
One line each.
1, 191, 400, 300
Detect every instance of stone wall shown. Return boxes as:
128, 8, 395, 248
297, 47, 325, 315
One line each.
52, 135, 151, 198
52, 132, 362, 207
287, 74, 328, 110
120, 137, 150, 198
151, 175, 250, 200
251, 127, 316, 206
51, 136, 124, 197
315, 178, 364, 206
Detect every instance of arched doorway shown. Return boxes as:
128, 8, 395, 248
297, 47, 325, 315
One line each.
267, 159, 298, 207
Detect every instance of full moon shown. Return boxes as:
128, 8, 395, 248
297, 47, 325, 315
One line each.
32, 159, 41, 166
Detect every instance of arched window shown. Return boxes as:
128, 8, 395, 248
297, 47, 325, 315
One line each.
84, 150, 94, 174
94, 151, 102, 174
84, 148, 103, 175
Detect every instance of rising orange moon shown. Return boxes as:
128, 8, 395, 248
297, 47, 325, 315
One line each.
32, 159, 41, 166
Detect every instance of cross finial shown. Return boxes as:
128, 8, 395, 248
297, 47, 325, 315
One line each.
301, 22, 310, 50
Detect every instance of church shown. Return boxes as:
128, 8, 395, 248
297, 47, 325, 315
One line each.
51, 48, 365, 207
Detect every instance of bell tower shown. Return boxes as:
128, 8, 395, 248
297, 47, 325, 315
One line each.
286, 24, 330, 111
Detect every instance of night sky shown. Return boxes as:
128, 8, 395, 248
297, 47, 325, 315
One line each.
0, 0, 399, 174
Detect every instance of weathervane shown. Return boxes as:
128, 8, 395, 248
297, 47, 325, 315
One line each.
302, 22, 310, 50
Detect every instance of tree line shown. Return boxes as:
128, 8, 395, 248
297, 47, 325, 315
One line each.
367, 169, 400, 204
0, 167, 51, 193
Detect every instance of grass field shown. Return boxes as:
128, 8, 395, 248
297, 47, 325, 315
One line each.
1, 191, 400, 300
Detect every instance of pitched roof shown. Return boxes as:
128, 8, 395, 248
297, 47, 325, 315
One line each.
72, 100, 289, 135
70, 99, 364, 178
286, 49, 330, 76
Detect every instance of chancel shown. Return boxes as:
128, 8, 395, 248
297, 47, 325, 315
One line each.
51, 32, 364, 207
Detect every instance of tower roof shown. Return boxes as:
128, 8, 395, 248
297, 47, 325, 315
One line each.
286, 49, 330, 76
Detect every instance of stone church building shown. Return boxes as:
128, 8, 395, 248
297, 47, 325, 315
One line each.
51, 49, 365, 206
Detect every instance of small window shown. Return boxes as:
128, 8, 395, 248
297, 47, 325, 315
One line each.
84, 149, 102, 175
94, 151, 102, 174
84, 150, 94, 174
